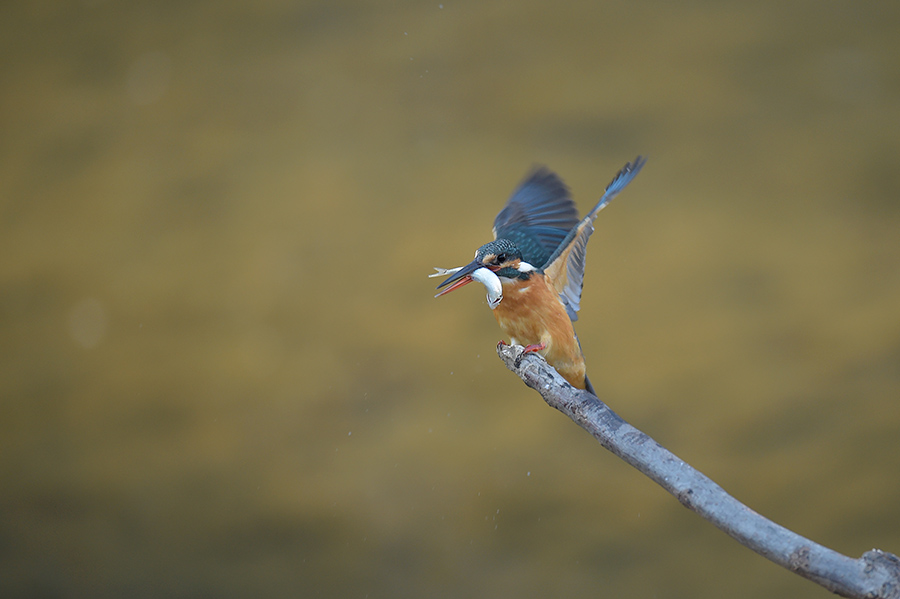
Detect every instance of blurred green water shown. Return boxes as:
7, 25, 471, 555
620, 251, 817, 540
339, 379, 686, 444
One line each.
1, 1, 899, 597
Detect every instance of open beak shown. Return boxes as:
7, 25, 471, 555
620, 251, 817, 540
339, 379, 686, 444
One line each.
434, 260, 483, 298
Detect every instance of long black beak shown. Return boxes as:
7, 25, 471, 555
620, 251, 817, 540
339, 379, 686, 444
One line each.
434, 260, 483, 297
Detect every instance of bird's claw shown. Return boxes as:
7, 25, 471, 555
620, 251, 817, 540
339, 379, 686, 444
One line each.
522, 342, 547, 354
514, 342, 546, 368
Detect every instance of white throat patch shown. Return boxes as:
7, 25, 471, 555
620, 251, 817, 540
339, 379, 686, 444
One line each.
517, 261, 536, 273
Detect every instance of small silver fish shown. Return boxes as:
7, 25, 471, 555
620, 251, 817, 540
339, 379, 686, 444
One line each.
470, 267, 503, 309
430, 266, 503, 309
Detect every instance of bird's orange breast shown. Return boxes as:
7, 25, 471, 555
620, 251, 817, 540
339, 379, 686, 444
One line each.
492, 274, 587, 390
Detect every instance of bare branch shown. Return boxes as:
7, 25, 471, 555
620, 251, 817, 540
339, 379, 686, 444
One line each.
497, 343, 900, 598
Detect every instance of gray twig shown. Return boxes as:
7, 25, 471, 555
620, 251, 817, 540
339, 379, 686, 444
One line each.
496, 343, 900, 598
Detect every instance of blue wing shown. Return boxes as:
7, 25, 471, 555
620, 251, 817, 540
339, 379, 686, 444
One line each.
492, 167, 580, 269
543, 156, 646, 321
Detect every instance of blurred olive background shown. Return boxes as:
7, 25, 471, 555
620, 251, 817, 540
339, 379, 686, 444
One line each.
2, 1, 899, 597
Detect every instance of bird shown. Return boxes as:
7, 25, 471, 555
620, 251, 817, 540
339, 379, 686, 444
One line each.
432, 157, 646, 394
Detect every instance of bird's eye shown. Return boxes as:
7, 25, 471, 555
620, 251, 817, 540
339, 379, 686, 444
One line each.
496, 253, 507, 264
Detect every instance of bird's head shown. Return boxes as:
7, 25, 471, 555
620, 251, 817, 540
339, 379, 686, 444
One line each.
433, 239, 536, 308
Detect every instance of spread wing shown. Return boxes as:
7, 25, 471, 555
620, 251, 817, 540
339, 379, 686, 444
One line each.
492, 167, 580, 269
543, 156, 646, 321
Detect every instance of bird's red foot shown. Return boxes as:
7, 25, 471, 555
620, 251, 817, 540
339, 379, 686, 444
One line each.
522, 342, 546, 354
514, 342, 546, 368
497, 340, 508, 349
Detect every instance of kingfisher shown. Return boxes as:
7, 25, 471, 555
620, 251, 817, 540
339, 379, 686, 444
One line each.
432, 157, 646, 394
